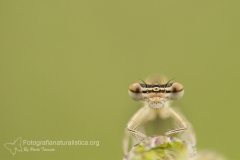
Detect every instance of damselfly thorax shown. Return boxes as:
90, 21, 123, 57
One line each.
123, 75, 196, 157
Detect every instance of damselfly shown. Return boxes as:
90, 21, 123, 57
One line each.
123, 75, 196, 157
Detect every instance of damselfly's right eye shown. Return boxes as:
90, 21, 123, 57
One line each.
169, 82, 184, 100
128, 83, 142, 101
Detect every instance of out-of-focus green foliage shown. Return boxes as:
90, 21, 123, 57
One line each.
124, 136, 188, 160
124, 136, 227, 160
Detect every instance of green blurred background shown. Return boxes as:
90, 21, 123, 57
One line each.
1, 1, 239, 159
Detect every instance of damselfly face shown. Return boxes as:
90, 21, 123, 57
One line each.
128, 81, 184, 108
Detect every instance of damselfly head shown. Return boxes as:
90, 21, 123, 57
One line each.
128, 78, 184, 108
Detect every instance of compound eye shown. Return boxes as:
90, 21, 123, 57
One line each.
128, 83, 142, 101
169, 82, 184, 100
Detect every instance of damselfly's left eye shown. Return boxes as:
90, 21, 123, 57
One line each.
128, 83, 142, 101
169, 83, 184, 100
